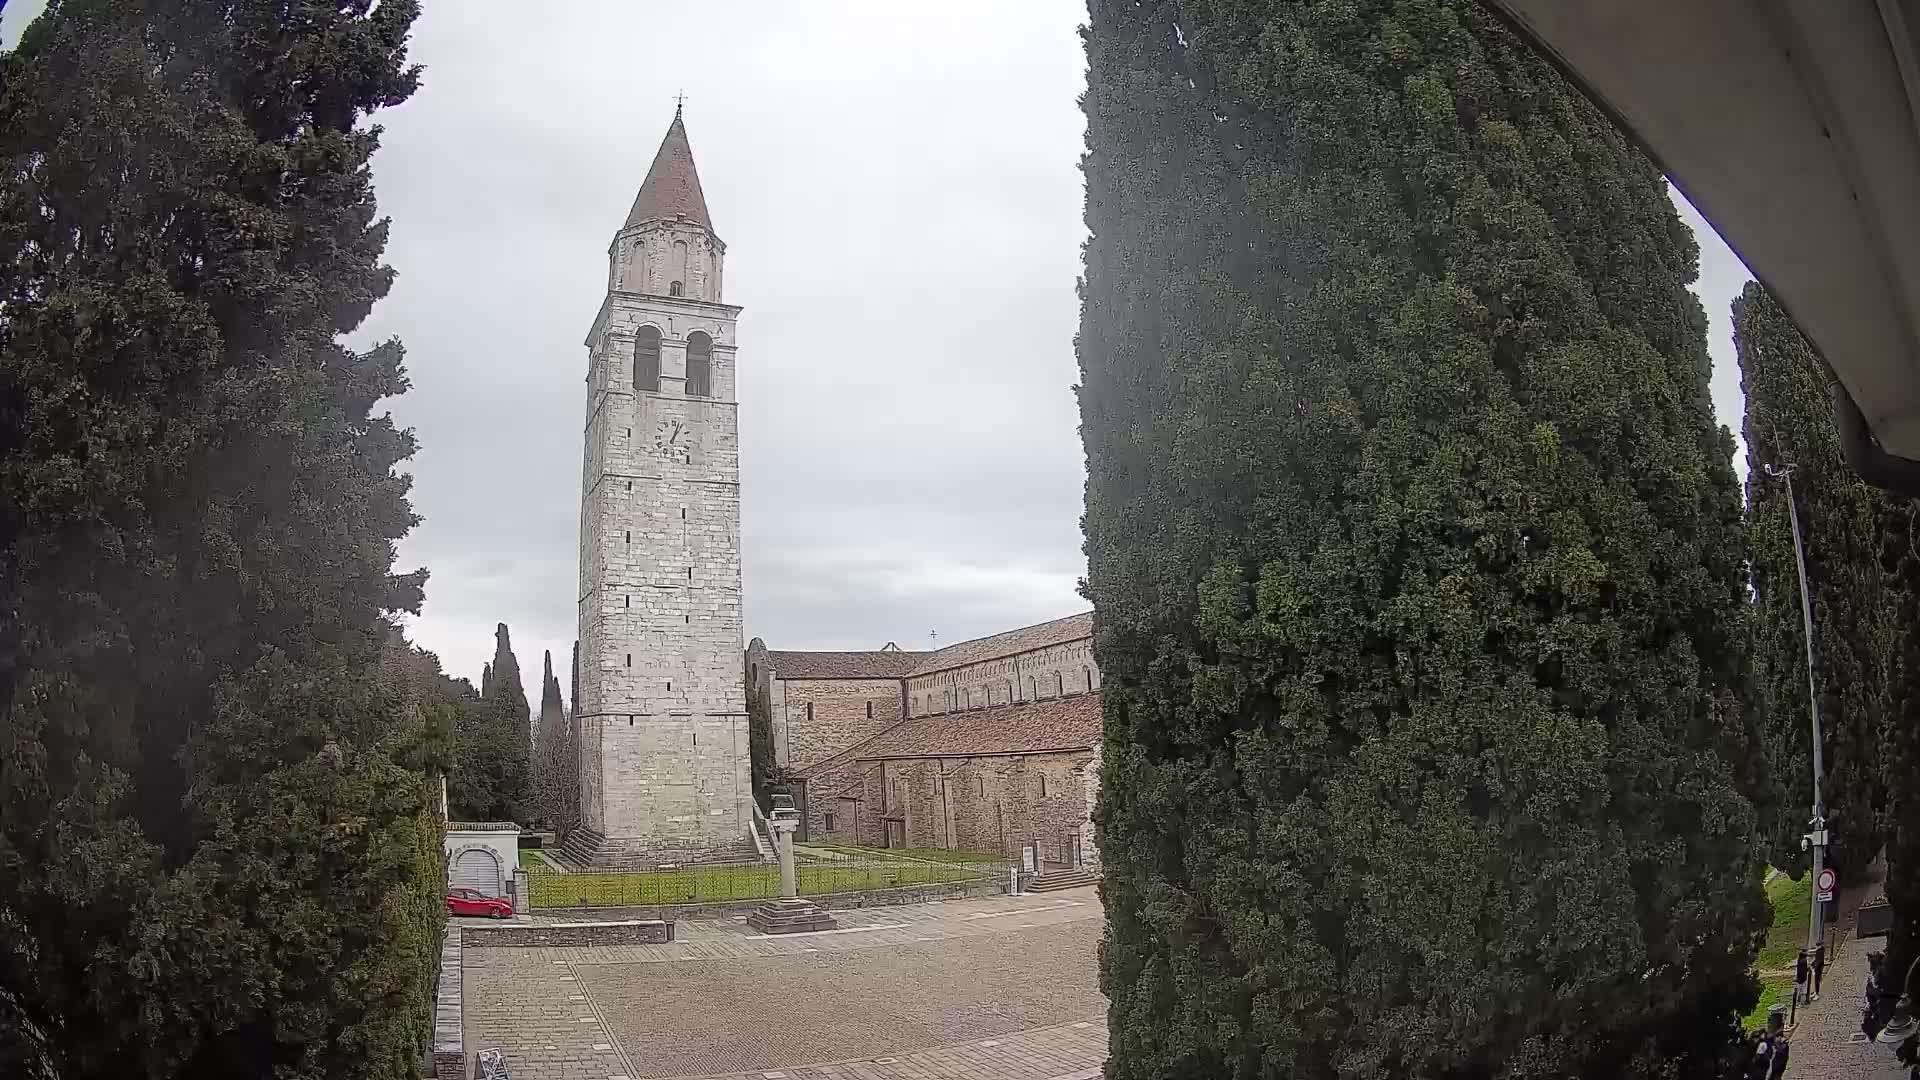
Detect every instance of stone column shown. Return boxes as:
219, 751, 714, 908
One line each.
775, 818, 798, 898
746, 810, 836, 934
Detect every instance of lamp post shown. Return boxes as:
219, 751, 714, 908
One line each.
1766, 461, 1829, 1004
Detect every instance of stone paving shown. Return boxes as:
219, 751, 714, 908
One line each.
462, 887, 1105, 1080
1777, 875, 1907, 1080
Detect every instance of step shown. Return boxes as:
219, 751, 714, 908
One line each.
746, 897, 838, 934
1025, 869, 1098, 893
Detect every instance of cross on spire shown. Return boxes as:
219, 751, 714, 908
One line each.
673, 89, 687, 119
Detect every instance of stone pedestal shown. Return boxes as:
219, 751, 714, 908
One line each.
747, 895, 838, 934
748, 813, 836, 935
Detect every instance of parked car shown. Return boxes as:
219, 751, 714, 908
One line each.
446, 887, 512, 919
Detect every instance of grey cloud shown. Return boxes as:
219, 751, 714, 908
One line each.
0, 0, 1754, 697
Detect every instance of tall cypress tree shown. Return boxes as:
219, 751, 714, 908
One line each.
446, 623, 530, 822
1736, 281, 1897, 881
486, 622, 531, 805
1077, 2, 1767, 1076
531, 650, 571, 830
0, 2, 439, 1077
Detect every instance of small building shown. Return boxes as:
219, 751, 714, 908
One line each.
807, 693, 1101, 869
444, 822, 519, 898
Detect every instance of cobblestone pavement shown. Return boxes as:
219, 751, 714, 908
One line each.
463, 887, 1105, 1080
1778, 875, 1907, 1080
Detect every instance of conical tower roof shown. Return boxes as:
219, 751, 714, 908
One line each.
624, 110, 712, 232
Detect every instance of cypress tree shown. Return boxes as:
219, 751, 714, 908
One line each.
0, 2, 439, 1077
446, 624, 530, 822
1735, 281, 1898, 881
1077, 2, 1767, 1076
486, 622, 531, 808
531, 650, 571, 829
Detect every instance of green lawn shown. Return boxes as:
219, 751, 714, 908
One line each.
1737, 870, 1814, 1031
1743, 974, 1794, 1029
517, 849, 549, 870
1756, 872, 1813, 972
528, 858, 986, 908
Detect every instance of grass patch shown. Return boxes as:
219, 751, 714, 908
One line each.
517, 849, 549, 870
529, 859, 985, 908
1742, 974, 1794, 1030
1756, 872, 1813, 972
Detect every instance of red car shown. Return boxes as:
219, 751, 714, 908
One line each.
446, 887, 513, 919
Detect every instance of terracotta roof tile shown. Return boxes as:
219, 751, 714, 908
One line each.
907, 612, 1093, 676
625, 113, 713, 232
765, 649, 928, 680
847, 692, 1102, 761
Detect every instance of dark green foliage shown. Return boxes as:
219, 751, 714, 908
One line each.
1736, 282, 1899, 881
748, 666, 775, 811
440, 624, 529, 822
1077, 2, 1767, 1076
1885, 514, 1920, 1024
531, 649, 576, 831
0, 2, 440, 1077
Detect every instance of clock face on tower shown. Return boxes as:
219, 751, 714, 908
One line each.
653, 418, 691, 464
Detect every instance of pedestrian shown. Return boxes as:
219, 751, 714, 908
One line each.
1813, 942, 1827, 999
1796, 951, 1811, 1005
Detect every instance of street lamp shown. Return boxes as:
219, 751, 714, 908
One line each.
1764, 461, 1830, 1004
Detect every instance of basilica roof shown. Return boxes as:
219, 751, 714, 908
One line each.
905, 612, 1093, 677
624, 110, 713, 232
846, 691, 1102, 761
763, 649, 928, 680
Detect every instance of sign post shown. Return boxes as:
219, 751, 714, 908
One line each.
1816, 866, 1837, 903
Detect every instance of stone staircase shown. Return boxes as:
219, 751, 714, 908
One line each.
1024, 867, 1099, 893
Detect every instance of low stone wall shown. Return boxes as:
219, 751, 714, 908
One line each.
461, 919, 675, 948
432, 928, 464, 1080
534, 872, 1003, 923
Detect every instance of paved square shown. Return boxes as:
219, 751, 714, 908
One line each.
462, 888, 1105, 1080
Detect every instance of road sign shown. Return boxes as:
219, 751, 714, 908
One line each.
1816, 867, 1837, 902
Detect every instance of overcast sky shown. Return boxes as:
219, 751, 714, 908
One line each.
3, 1, 1754, 697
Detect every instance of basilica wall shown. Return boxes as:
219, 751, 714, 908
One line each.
904, 637, 1100, 718
824, 751, 1095, 866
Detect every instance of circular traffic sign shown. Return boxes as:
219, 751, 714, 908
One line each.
1817, 867, 1837, 893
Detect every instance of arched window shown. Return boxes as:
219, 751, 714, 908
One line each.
671, 239, 688, 289
1055, 672, 1066, 697
1083, 666, 1092, 693
669, 280, 684, 296
634, 325, 661, 393
1025, 676, 1036, 701
685, 331, 713, 397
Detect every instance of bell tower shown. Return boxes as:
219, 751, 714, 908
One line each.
571, 107, 751, 867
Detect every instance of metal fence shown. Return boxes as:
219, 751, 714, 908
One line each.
526, 854, 996, 909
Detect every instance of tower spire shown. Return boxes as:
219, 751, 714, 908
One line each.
624, 108, 711, 232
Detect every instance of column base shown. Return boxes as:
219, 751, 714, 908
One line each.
746, 896, 837, 935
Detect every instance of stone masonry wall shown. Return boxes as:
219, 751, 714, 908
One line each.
577, 242, 748, 853
774, 677, 904, 773
904, 639, 1100, 718
852, 751, 1094, 864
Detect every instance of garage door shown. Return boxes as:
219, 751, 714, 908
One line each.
451, 848, 503, 896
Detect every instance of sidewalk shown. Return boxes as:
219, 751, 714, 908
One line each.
1779, 870, 1906, 1079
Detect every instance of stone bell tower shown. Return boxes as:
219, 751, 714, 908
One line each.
568, 107, 751, 867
